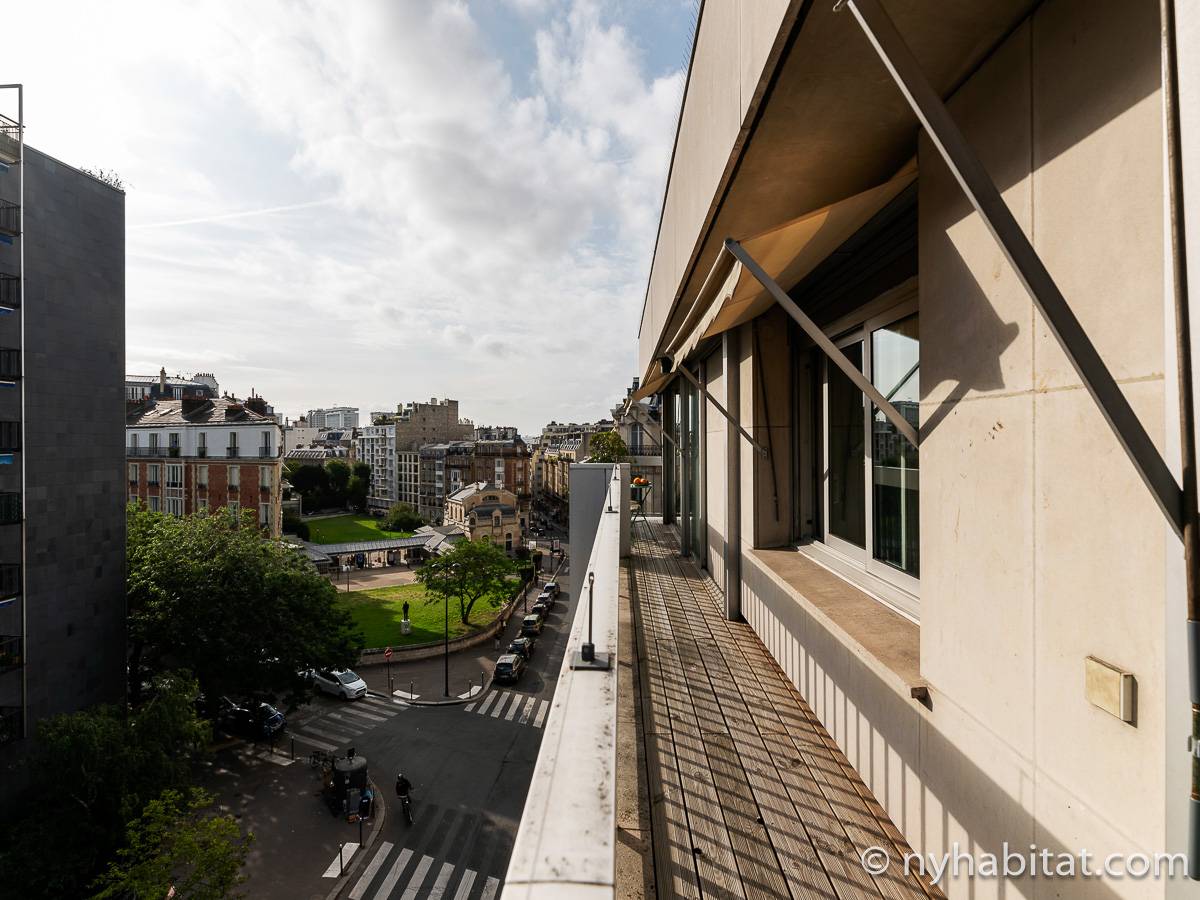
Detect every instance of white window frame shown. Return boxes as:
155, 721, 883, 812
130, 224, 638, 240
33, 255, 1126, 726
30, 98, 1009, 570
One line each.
259, 503, 270, 526
197, 465, 208, 488
806, 286, 921, 620
148, 463, 160, 486
259, 465, 272, 489
166, 464, 183, 488
165, 496, 184, 517
149, 495, 160, 512
229, 465, 240, 489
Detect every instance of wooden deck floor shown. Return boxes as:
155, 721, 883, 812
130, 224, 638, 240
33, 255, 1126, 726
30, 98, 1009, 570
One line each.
627, 521, 939, 900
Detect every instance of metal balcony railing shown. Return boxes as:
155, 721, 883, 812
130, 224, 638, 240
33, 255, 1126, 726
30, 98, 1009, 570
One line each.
0, 634, 21, 673
0, 421, 20, 453
226, 447, 240, 458
0, 564, 20, 600
0, 492, 20, 525
0, 119, 18, 165
0, 201, 18, 237
127, 446, 169, 458
197, 446, 208, 458
0, 348, 20, 381
628, 440, 662, 456
257, 446, 273, 458
0, 705, 21, 745
0, 274, 17, 311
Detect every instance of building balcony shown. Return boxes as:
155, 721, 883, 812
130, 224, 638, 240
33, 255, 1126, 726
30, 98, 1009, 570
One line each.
0, 492, 20, 525
226, 447, 240, 458
0, 348, 20, 382
0, 634, 21, 673
257, 446, 273, 458
0, 421, 20, 453
0, 272, 17, 311
505, 467, 935, 899
0, 200, 18, 238
0, 705, 21, 746
0, 119, 19, 165
127, 447, 170, 458
0, 563, 19, 601
197, 447, 208, 458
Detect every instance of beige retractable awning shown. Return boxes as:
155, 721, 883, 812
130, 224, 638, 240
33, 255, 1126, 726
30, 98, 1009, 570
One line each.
634, 161, 916, 400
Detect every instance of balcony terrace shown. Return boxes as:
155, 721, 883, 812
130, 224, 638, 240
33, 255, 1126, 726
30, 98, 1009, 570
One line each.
504, 464, 936, 899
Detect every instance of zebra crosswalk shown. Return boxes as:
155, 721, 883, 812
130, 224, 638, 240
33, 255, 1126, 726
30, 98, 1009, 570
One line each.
463, 690, 549, 728
288, 693, 408, 752
345, 804, 509, 900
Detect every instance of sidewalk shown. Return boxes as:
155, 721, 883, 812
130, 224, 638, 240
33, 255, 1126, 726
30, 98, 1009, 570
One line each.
328, 567, 418, 592
199, 744, 384, 900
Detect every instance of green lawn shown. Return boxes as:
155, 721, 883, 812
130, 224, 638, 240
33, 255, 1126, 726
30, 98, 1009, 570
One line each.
305, 514, 414, 545
338, 582, 511, 648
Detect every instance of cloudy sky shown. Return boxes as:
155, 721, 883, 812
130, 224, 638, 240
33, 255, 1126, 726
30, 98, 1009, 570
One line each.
3, 0, 694, 433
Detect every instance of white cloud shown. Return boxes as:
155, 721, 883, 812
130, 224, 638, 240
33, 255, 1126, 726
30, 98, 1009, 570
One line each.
4, 0, 686, 431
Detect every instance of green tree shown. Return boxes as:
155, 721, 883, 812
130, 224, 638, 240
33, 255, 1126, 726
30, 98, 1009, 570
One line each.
91, 788, 251, 900
383, 503, 423, 533
346, 475, 368, 512
127, 503, 362, 706
352, 461, 370, 482
287, 463, 328, 499
0, 674, 211, 897
326, 459, 351, 497
416, 538, 518, 624
586, 430, 628, 463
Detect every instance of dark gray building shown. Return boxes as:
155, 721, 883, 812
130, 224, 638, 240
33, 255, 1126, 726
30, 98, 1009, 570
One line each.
0, 93, 126, 788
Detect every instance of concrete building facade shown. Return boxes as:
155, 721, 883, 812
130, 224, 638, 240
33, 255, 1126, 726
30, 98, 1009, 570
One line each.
306, 406, 359, 430
633, 1, 1200, 896
126, 397, 284, 537
418, 441, 474, 524
0, 127, 126, 771
358, 398, 473, 513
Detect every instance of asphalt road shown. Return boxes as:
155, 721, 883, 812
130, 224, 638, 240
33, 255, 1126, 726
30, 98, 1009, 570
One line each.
281, 569, 576, 900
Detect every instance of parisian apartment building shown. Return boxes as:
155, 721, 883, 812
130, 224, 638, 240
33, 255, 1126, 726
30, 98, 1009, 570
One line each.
125, 368, 218, 402
610, 379, 663, 516
534, 420, 612, 507
358, 398, 473, 513
626, 0, 1200, 894
0, 110, 126, 793
417, 440, 474, 524
126, 395, 284, 536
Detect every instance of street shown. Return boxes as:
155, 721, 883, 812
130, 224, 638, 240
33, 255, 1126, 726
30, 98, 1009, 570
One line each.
268, 555, 575, 900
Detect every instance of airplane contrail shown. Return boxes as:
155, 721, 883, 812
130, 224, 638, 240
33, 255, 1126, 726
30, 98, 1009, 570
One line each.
130, 197, 338, 230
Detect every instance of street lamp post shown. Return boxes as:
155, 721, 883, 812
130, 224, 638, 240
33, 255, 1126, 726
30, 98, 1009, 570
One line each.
443, 588, 450, 698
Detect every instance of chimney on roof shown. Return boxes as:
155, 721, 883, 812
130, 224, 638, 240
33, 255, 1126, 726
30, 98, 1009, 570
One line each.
182, 395, 211, 417
158, 366, 167, 396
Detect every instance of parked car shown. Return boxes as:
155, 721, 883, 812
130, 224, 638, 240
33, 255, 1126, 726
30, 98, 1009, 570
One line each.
531, 599, 551, 619
305, 668, 368, 700
219, 698, 286, 739
536, 589, 555, 606
493, 653, 526, 685
544, 581, 561, 598
521, 614, 544, 636
508, 636, 536, 660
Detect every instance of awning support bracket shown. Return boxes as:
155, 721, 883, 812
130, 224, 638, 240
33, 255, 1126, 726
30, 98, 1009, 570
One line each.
672, 362, 770, 458
840, 0, 1185, 539
725, 238, 920, 449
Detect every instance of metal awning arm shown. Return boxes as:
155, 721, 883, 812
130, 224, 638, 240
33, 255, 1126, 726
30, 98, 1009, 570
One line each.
725, 238, 920, 448
674, 363, 770, 457
840, 0, 1184, 539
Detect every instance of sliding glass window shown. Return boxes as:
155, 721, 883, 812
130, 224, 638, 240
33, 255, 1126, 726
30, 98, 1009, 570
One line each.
820, 295, 920, 599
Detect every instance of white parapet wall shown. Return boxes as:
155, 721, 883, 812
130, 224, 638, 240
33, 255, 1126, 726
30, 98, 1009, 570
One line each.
502, 463, 629, 900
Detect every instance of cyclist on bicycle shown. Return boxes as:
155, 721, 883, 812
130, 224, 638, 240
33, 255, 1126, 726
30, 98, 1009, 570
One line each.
395, 772, 412, 798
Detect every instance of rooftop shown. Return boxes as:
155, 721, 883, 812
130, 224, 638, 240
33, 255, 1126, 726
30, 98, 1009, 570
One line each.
126, 397, 276, 427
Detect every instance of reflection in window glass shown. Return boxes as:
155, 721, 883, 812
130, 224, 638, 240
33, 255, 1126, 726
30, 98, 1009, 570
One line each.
871, 314, 919, 577
827, 343, 865, 547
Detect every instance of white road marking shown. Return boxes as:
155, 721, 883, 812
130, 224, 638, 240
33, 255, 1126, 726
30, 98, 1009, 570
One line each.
475, 691, 499, 716
504, 695, 523, 721
390, 689, 420, 701
289, 732, 339, 752
399, 854, 434, 900
372, 848, 413, 900
464, 703, 474, 712
480, 875, 501, 900
451, 868, 477, 897
457, 684, 482, 699
533, 700, 549, 729
489, 693, 513, 718
321, 842, 359, 877
349, 842, 393, 900
336, 707, 388, 724
451, 869, 477, 900
426, 861, 455, 900
299, 724, 357, 743
518, 696, 536, 724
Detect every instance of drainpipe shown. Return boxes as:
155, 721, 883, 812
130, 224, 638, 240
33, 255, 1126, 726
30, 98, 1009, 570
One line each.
1161, 0, 1200, 878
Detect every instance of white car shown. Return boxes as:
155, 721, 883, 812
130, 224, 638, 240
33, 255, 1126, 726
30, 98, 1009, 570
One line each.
308, 668, 367, 700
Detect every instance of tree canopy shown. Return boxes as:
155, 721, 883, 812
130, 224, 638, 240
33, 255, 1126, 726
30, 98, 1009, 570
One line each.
587, 430, 628, 463
127, 503, 362, 706
91, 788, 251, 900
284, 459, 368, 512
0, 674, 219, 897
416, 538, 519, 624
383, 502, 424, 533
